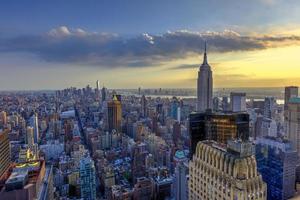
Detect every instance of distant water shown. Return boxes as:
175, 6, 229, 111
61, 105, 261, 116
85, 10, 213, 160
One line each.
117, 87, 285, 104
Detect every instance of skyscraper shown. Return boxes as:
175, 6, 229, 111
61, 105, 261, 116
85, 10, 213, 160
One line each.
286, 97, 300, 157
80, 157, 97, 200
170, 97, 179, 120
197, 43, 213, 112
107, 95, 122, 132
189, 111, 249, 158
256, 137, 298, 200
189, 140, 267, 200
96, 80, 100, 99
0, 111, 7, 127
230, 92, 246, 112
141, 95, 147, 117
263, 97, 276, 119
26, 126, 34, 146
0, 129, 10, 181
96, 80, 100, 91
175, 162, 188, 200
102, 86, 107, 102
261, 97, 277, 137
30, 113, 39, 144
284, 86, 298, 110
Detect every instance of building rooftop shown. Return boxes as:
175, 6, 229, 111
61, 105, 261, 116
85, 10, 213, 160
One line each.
256, 136, 295, 152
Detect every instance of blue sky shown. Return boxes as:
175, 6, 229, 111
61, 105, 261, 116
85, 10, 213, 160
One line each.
0, 0, 300, 90
1, 0, 299, 35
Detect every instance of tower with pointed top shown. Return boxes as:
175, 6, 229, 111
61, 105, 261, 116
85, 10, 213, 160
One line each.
197, 42, 213, 112
107, 94, 122, 132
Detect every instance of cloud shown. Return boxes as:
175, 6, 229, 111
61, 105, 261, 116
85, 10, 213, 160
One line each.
1, 26, 300, 68
169, 64, 198, 70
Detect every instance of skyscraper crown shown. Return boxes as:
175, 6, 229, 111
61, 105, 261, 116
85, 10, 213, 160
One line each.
200, 42, 211, 70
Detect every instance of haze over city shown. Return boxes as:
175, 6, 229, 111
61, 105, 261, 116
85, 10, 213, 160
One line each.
0, 0, 300, 90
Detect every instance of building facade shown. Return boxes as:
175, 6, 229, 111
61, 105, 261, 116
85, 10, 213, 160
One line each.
284, 86, 298, 110
189, 140, 267, 200
230, 92, 246, 112
189, 111, 249, 158
256, 137, 298, 200
286, 97, 300, 157
79, 157, 97, 200
107, 95, 122, 132
0, 129, 10, 181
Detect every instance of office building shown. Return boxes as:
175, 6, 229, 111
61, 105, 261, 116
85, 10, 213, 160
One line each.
0, 129, 10, 181
141, 95, 147, 117
170, 97, 179, 120
107, 95, 122, 132
286, 97, 300, 157
102, 86, 107, 102
0, 111, 7, 127
230, 92, 246, 112
197, 42, 213, 112
96, 80, 100, 91
26, 126, 34, 146
30, 113, 39, 144
189, 140, 267, 200
263, 97, 276, 119
189, 111, 249, 158
284, 86, 298, 110
256, 137, 298, 200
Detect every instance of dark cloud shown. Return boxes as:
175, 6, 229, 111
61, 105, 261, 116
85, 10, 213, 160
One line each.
0, 26, 300, 68
169, 64, 198, 70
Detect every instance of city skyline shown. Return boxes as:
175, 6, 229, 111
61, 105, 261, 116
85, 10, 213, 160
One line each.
2, 2, 300, 200
0, 1, 300, 90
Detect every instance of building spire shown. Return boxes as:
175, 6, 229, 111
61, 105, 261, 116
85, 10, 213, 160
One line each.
203, 41, 208, 65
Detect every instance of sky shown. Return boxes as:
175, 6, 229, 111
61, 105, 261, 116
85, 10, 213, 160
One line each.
1, 0, 300, 90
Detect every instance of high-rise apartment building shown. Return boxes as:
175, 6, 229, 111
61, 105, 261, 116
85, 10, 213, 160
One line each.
197, 43, 213, 112
256, 137, 298, 200
107, 95, 122, 132
189, 140, 267, 200
189, 111, 249, 158
80, 157, 97, 200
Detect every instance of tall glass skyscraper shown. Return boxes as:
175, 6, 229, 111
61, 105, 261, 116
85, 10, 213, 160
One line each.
80, 156, 97, 200
256, 137, 298, 200
189, 111, 249, 159
30, 113, 39, 144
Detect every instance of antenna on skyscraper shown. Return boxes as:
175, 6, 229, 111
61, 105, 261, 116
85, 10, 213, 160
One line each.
203, 41, 208, 65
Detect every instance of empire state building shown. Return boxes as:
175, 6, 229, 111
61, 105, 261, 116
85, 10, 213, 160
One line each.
197, 43, 213, 112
